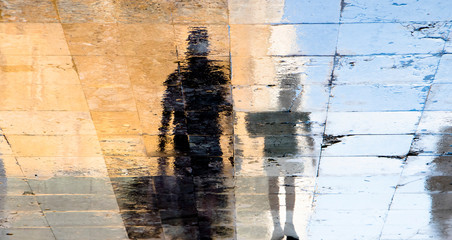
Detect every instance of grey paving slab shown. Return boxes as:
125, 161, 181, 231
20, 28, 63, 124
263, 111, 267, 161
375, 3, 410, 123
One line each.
234, 176, 315, 194
308, 224, 382, 240
319, 157, 404, 176
0, 177, 32, 195
234, 111, 326, 136
233, 84, 330, 112
341, 0, 452, 22
36, 195, 119, 211
52, 227, 129, 240
325, 111, 420, 135
0, 196, 41, 212
417, 111, 452, 134
321, 134, 414, 156
230, 24, 339, 57
434, 54, 452, 83
231, 56, 334, 85
316, 175, 400, 194
313, 193, 394, 210
410, 134, 452, 155
329, 84, 429, 112
0, 228, 55, 240
425, 84, 452, 110
309, 209, 386, 226
229, 0, 341, 24
45, 211, 125, 227
0, 211, 48, 228
234, 135, 322, 157
334, 55, 440, 84
381, 209, 450, 240
337, 22, 450, 55
396, 175, 452, 193
234, 157, 318, 177
390, 193, 452, 210
403, 155, 452, 176
27, 177, 114, 195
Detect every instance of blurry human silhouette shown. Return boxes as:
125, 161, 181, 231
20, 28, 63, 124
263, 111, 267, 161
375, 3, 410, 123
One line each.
245, 72, 315, 240
109, 27, 234, 239
426, 128, 452, 239
156, 27, 234, 239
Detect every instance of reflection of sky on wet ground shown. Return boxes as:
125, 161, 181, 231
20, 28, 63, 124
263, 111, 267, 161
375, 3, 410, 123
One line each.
0, 0, 452, 239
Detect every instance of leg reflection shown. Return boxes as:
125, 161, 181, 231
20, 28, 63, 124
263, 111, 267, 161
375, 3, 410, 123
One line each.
246, 112, 312, 240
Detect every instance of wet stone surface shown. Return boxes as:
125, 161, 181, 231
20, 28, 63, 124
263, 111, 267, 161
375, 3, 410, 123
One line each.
0, 0, 452, 240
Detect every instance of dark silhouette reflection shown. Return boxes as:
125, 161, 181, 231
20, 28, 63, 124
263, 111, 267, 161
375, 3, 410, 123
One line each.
110, 27, 234, 239
426, 128, 452, 239
156, 27, 233, 239
245, 70, 314, 240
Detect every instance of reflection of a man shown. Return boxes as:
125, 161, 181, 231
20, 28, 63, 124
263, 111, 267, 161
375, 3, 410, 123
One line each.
156, 27, 233, 239
245, 72, 314, 240
426, 128, 452, 239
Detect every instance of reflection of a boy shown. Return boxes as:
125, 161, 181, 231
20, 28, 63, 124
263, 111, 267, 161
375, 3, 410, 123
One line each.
245, 73, 314, 240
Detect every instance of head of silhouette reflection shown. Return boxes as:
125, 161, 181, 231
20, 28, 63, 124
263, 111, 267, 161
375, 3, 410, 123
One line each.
186, 27, 209, 56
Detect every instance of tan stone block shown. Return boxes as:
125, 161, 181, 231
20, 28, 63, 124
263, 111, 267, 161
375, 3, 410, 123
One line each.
7, 135, 102, 157
172, 0, 228, 25
57, 0, 117, 23
17, 157, 109, 178
115, 0, 172, 23
83, 86, 137, 111
0, 23, 70, 55
118, 23, 176, 56
0, 111, 96, 135
73, 56, 130, 88
91, 111, 142, 135
32, 85, 89, 111
0, 84, 34, 110
98, 135, 147, 157
104, 156, 164, 177
230, 25, 272, 57
0, 56, 79, 85
62, 23, 120, 55
0, 156, 23, 177
126, 56, 178, 88
0, 0, 59, 23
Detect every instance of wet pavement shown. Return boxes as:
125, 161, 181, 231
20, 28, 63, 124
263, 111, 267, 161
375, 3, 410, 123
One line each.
0, 0, 452, 239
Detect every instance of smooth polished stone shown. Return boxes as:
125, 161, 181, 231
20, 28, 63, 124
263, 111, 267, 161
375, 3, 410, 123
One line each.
318, 156, 404, 176
410, 134, 452, 156
62, 23, 121, 55
0, 0, 58, 23
341, 0, 452, 22
229, 0, 341, 24
325, 111, 420, 135
230, 24, 339, 57
7, 135, 102, 157
334, 55, 440, 84
0, 56, 79, 85
337, 22, 449, 55
425, 84, 452, 111
17, 157, 109, 178
435, 54, 452, 83
321, 134, 413, 157
0, 23, 70, 55
417, 111, 452, 134
231, 56, 333, 85
0, 111, 96, 135
329, 84, 429, 112
232, 84, 329, 112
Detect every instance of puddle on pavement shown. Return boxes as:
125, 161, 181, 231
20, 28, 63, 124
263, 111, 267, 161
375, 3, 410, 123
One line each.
1, 0, 452, 240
